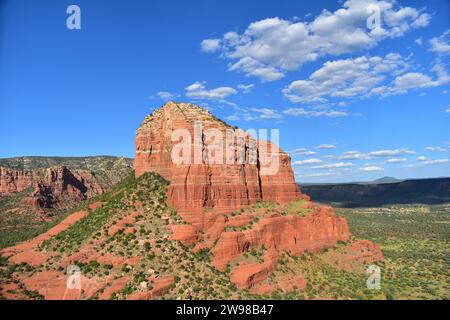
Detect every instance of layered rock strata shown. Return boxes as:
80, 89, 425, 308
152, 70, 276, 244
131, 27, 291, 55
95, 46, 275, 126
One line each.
135, 101, 303, 212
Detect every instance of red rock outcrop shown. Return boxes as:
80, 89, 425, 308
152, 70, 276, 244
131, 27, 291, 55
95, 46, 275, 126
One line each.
32, 166, 105, 208
0, 167, 38, 195
211, 206, 351, 272
135, 101, 303, 213
230, 249, 279, 290
1, 165, 106, 209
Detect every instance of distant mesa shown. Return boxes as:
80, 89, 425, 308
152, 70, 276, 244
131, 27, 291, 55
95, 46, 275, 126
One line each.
301, 177, 450, 207
368, 176, 403, 184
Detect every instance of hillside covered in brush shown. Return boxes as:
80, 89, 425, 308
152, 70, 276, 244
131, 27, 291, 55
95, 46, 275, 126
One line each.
0, 156, 133, 249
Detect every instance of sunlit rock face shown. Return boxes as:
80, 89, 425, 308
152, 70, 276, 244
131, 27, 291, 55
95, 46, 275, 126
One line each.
135, 101, 303, 213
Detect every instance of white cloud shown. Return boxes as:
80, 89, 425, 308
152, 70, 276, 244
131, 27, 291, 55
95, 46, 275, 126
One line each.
300, 172, 339, 178
311, 162, 354, 170
368, 148, 415, 157
417, 156, 430, 161
200, 39, 221, 53
316, 144, 337, 149
237, 84, 255, 93
157, 91, 179, 100
360, 166, 384, 172
415, 37, 423, 45
201, 0, 430, 81
283, 53, 409, 103
386, 158, 407, 163
228, 106, 284, 121
328, 148, 415, 161
416, 156, 449, 165
293, 158, 323, 166
290, 148, 318, 156
427, 159, 448, 164
446, 105, 450, 113
429, 30, 450, 55
389, 61, 450, 95
185, 81, 237, 101
283, 54, 450, 103
226, 114, 240, 121
300, 172, 336, 178
248, 108, 282, 119
284, 108, 349, 117
425, 146, 448, 152
426, 159, 448, 164
334, 151, 371, 160
411, 12, 431, 28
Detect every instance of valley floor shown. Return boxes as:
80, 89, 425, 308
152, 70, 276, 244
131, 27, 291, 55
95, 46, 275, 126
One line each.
335, 204, 450, 299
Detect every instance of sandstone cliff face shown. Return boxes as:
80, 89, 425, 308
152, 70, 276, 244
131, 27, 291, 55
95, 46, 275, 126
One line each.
1, 166, 105, 209
32, 166, 105, 208
0, 167, 38, 195
135, 101, 303, 212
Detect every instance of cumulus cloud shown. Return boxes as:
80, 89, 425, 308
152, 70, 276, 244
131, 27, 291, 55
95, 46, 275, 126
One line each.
386, 158, 407, 163
311, 162, 354, 170
329, 151, 371, 160
429, 30, 450, 55
416, 156, 449, 165
389, 61, 450, 95
328, 148, 415, 161
283, 108, 349, 118
316, 144, 337, 149
237, 84, 255, 93
157, 91, 179, 100
225, 114, 240, 121
235, 105, 349, 121
293, 158, 323, 166
300, 172, 340, 178
368, 148, 415, 157
229, 107, 285, 122
248, 108, 282, 119
283, 54, 450, 103
185, 81, 237, 101
426, 159, 448, 164
200, 39, 221, 53
290, 148, 318, 156
425, 146, 448, 152
201, 0, 430, 81
360, 166, 384, 172
283, 53, 409, 103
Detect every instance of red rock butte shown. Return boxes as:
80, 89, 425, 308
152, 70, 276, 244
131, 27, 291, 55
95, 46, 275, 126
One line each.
135, 101, 304, 213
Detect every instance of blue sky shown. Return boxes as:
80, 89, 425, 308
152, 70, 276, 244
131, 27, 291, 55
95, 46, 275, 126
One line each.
0, 0, 449, 183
